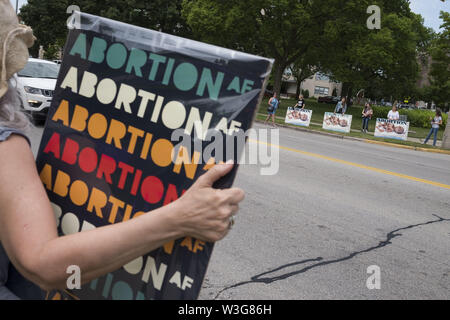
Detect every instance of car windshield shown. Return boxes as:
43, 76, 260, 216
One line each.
18, 61, 60, 79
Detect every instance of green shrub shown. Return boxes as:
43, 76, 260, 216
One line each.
302, 89, 310, 99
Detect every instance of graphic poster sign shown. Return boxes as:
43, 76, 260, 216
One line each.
322, 112, 353, 133
35, 12, 273, 300
374, 119, 409, 141
285, 108, 312, 127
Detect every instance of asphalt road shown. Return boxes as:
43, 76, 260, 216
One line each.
29, 123, 450, 300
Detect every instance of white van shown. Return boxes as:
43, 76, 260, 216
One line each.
17, 58, 60, 123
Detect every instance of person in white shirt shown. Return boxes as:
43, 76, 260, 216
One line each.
387, 106, 400, 120
423, 109, 443, 146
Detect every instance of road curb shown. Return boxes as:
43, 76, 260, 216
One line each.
363, 139, 450, 155
254, 119, 450, 156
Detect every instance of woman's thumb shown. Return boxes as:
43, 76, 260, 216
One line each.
197, 161, 234, 187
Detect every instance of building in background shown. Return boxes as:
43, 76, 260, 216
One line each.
282, 71, 343, 99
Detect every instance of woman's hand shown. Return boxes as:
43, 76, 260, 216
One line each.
171, 163, 245, 242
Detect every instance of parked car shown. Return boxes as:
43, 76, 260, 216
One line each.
318, 96, 339, 104
17, 58, 60, 123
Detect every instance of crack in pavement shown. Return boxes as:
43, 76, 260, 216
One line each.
213, 214, 450, 300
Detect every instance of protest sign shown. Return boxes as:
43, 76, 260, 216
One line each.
285, 108, 312, 127
374, 119, 410, 141
35, 12, 273, 300
322, 112, 353, 133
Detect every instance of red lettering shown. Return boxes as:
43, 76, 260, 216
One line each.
61, 138, 80, 165
117, 162, 135, 190
78, 147, 98, 173
140, 176, 164, 204
43, 132, 61, 159
96, 154, 117, 184
163, 184, 180, 206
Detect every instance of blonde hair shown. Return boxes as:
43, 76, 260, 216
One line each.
0, 77, 32, 133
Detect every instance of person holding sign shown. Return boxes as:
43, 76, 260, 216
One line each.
294, 94, 306, 110
0, 2, 244, 300
265, 92, 279, 127
387, 105, 400, 120
423, 109, 443, 147
334, 97, 347, 115
361, 103, 373, 133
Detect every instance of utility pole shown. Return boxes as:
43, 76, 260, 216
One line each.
16, 0, 19, 14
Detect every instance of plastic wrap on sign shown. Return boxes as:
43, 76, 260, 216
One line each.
35, 12, 273, 300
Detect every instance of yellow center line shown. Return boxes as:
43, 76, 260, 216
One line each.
249, 139, 450, 190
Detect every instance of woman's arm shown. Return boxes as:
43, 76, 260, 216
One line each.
0, 136, 243, 291
334, 102, 340, 113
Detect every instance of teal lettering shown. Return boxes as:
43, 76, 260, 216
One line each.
69, 33, 87, 59
173, 62, 198, 91
162, 58, 175, 85
106, 43, 128, 70
88, 37, 107, 64
227, 76, 241, 94
197, 68, 224, 100
242, 79, 254, 94
148, 53, 167, 81
125, 48, 147, 77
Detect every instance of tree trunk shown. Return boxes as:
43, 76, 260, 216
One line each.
272, 62, 286, 98
296, 78, 301, 98
442, 118, 450, 150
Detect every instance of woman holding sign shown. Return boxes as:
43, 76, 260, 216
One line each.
361, 103, 373, 133
334, 97, 347, 115
0, 2, 244, 300
387, 105, 400, 120
423, 109, 443, 147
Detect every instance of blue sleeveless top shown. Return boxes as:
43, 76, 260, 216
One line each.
0, 127, 45, 300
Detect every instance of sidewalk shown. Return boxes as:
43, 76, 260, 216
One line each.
256, 113, 450, 155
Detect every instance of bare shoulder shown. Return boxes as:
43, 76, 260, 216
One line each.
0, 134, 37, 178
0, 134, 56, 246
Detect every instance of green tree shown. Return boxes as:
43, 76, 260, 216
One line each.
19, 0, 70, 58
289, 57, 318, 99
428, 11, 450, 109
183, 0, 329, 97
20, 0, 191, 59
319, 0, 434, 103
429, 12, 450, 149
183, 0, 431, 102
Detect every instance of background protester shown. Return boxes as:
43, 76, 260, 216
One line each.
423, 109, 443, 147
387, 105, 400, 120
334, 97, 347, 115
294, 94, 306, 109
265, 92, 279, 127
361, 103, 373, 133
0, 1, 245, 300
